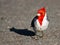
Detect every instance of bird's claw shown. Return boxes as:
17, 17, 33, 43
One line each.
36, 31, 44, 38
31, 36, 39, 40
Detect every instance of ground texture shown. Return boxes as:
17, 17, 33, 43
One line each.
0, 0, 60, 45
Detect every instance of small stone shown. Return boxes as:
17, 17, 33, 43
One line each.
0, 17, 4, 20
7, 26, 11, 29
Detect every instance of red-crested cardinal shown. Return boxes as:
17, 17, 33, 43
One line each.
31, 7, 49, 39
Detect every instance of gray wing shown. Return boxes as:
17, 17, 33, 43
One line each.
31, 16, 38, 27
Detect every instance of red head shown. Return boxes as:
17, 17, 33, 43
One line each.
37, 7, 46, 26
37, 7, 46, 16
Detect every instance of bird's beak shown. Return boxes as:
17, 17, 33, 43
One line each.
37, 13, 40, 16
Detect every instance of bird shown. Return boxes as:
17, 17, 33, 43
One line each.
31, 7, 49, 39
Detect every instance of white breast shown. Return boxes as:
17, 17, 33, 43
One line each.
34, 13, 49, 31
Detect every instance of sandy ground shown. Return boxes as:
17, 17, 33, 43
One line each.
0, 0, 60, 45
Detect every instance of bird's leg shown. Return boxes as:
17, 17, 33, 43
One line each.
36, 30, 44, 38
31, 30, 39, 40
31, 35, 38, 40
31, 30, 44, 40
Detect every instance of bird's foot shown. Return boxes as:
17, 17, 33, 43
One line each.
31, 36, 39, 40
36, 31, 44, 38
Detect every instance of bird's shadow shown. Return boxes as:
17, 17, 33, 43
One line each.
10, 27, 35, 36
